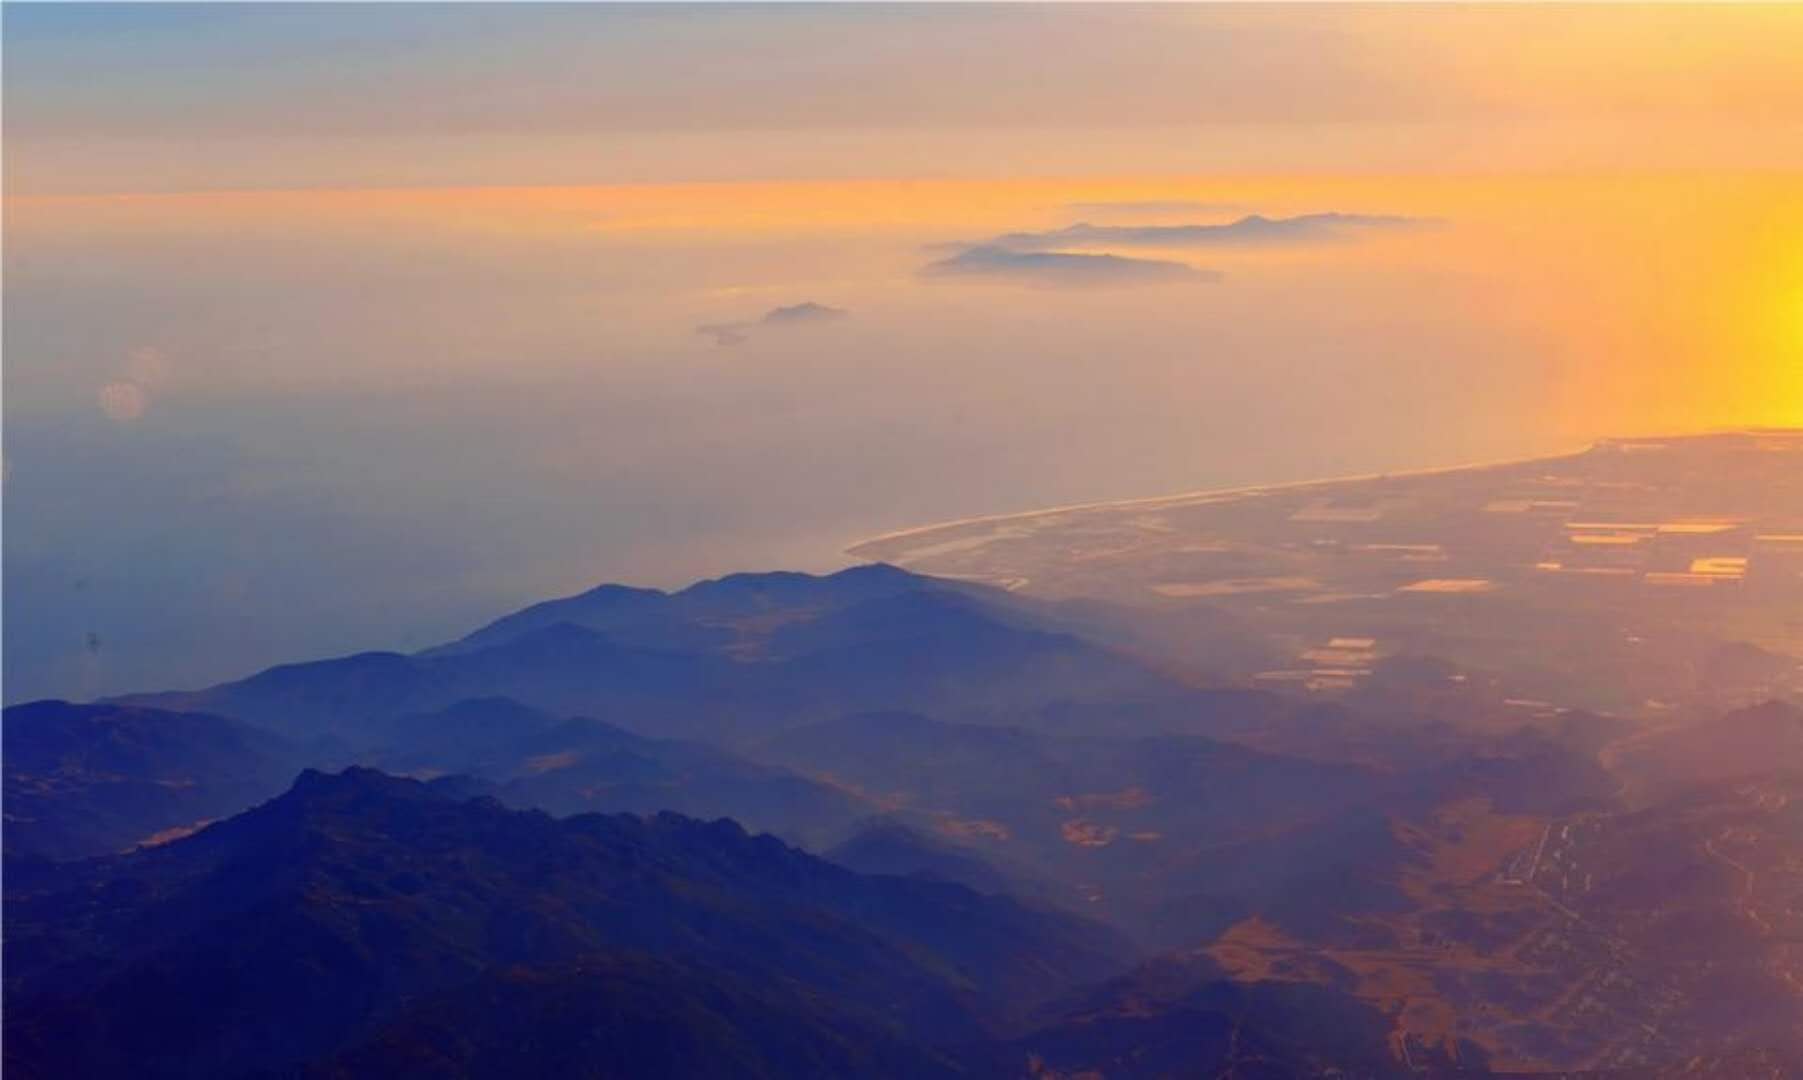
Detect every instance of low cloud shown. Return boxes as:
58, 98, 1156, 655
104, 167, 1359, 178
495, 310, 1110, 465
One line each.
696, 323, 752, 347
697, 301, 849, 346
987, 212, 1425, 252
920, 210, 1427, 287
921, 245, 1216, 287
760, 301, 848, 324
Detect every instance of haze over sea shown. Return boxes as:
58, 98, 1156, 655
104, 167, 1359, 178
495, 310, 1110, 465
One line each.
6, 5, 1800, 701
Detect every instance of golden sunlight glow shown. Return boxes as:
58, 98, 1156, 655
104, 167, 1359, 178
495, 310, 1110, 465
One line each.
8, 172, 1801, 439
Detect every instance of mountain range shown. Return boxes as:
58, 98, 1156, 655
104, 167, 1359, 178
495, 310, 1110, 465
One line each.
121, 565, 1192, 748
8, 561, 1801, 1076
1, 767, 1115, 1077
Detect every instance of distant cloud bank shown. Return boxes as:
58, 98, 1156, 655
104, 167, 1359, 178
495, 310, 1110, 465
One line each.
921, 245, 1215, 287
920, 210, 1426, 288
760, 301, 848, 324
698, 301, 849, 346
986, 212, 1425, 253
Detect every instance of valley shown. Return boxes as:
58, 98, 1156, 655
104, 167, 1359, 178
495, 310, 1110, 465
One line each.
8, 431, 1803, 1077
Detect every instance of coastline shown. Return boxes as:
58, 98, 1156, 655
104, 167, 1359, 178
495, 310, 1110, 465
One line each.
845, 441, 1598, 562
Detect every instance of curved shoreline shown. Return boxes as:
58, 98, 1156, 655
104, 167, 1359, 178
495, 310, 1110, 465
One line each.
845, 441, 1602, 562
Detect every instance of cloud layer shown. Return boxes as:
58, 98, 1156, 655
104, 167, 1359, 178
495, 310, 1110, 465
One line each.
698, 301, 849, 346
921, 245, 1215, 287
987, 212, 1422, 252
760, 301, 848, 325
919, 211, 1420, 287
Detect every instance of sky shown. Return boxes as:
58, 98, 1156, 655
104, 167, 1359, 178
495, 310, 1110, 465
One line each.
6, 4, 1803, 701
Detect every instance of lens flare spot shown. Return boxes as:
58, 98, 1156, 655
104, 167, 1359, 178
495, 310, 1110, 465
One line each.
98, 381, 148, 421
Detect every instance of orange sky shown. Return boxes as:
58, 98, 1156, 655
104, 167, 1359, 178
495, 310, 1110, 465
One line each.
7, 5, 1803, 699
12, 170, 1800, 434
8, 5, 1803, 194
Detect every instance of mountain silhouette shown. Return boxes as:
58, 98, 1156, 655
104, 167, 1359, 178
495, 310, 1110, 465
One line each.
121, 566, 1192, 747
4, 767, 1130, 1079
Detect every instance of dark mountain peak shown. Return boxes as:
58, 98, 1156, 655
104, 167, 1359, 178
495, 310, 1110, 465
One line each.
252, 767, 530, 841
440, 566, 939, 659
422, 583, 667, 658
480, 620, 613, 650
533, 708, 629, 735
7, 762, 1128, 1080
270, 768, 770, 857
570, 581, 668, 605
651, 808, 753, 843
422, 773, 503, 802
676, 568, 827, 600
137, 766, 546, 884
824, 816, 1024, 897
676, 563, 934, 607
824, 561, 919, 586
282, 764, 446, 808
409, 695, 551, 726
242, 649, 414, 687
5, 696, 76, 717
367, 701, 871, 849
101, 555, 1182, 749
